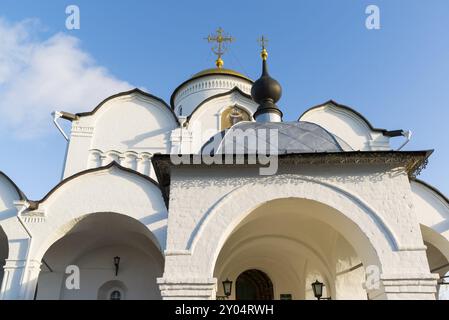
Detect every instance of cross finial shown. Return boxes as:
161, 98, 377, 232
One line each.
258, 35, 269, 61
205, 27, 234, 69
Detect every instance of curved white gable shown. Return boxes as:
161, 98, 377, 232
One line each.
63, 89, 178, 178
25, 163, 168, 260
411, 180, 449, 235
299, 101, 391, 151
0, 172, 24, 212
90, 92, 178, 152
411, 179, 449, 267
185, 88, 258, 153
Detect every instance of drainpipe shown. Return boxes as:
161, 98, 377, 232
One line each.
52, 111, 69, 141
16, 201, 33, 299
51, 111, 78, 180
384, 129, 412, 151
52, 111, 78, 141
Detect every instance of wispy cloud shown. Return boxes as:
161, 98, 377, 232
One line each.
0, 18, 133, 139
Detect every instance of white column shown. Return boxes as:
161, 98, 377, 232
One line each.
367, 274, 439, 300
137, 154, 151, 176
157, 277, 217, 300
21, 260, 41, 300
0, 259, 40, 300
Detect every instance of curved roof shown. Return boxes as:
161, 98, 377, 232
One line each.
202, 121, 344, 155
298, 100, 387, 133
186, 87, 254, 124
191, 68, 252, 81
76, 88, 180, 126
412, 178, 449, 206
29, 162, 165, 210
0, 171, 27, 200
170, 68, 253, 109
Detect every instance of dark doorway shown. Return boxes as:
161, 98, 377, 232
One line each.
235, 269, 274, 300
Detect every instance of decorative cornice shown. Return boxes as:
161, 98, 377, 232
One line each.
71, 125, 94, 137
152, 151, 432, 201
28, 161, 166, 210
170, 73, 253, 109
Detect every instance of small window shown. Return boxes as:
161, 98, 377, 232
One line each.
220, 106, 250, 130
110, 290, 121, 300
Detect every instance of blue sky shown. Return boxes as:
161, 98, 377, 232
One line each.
0, 0, 448, 199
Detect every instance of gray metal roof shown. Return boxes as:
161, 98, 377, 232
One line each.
201, 121, 346, 155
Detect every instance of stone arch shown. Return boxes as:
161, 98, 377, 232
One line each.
28, 163, 168, 261
98, 280, 127, 300
235, 269, 274, 300
214, 235, 335, 300
36, 212, 164, 300
189, 176, 398, 277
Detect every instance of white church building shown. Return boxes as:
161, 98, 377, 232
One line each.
0, 30, 448, 300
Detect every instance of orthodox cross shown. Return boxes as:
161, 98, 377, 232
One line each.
205, 27, 234, 68
258, 35, 269, 60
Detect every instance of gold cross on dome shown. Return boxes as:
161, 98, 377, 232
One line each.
205, 27, 234, 69
258, 35, 269, 60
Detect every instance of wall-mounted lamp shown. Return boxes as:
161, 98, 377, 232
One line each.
311, 280, 331, 300
216, 278, 233, 300
114, 256, 120, 276
222, 278, 233, 298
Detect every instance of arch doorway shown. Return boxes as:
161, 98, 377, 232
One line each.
35, 212, 163, 300
214, 198, 370, 300
236, 269, 274, 300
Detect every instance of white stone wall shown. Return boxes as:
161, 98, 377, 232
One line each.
63, 92, 178, 179
160, 163, 437, 299
299, 101, 393, 151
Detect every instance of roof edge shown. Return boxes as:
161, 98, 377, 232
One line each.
29, 162, 166, 210
170, 70, 254, 109
76, 88, 180, 126
0, 171, 27, 201
298, 99, 388, 133
152, 150, 433, 201
411, 178, 449, 207
185, 87, 254, 124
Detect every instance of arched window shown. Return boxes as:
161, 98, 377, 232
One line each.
97, 280, 127, 300
110, 290, 122, 300
220, 106, 250, 130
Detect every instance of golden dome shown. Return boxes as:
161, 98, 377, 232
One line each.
190, 68, 252, 82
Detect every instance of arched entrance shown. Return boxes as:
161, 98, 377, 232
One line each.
236, 269, 274, 300
35, 212, 163, 300
213, 198, 371, 300
420, 225, 449, 300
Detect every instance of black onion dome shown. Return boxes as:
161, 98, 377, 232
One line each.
251, 55, 283, 119
251, 60, 282, 104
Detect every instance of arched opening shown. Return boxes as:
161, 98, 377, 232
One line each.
236, 269, 274, 300
214, 198, 371, 300
36, 212, 163, 300
97, 280, 127, 300
420, 225, 449, 300
0, 226, 8, 289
